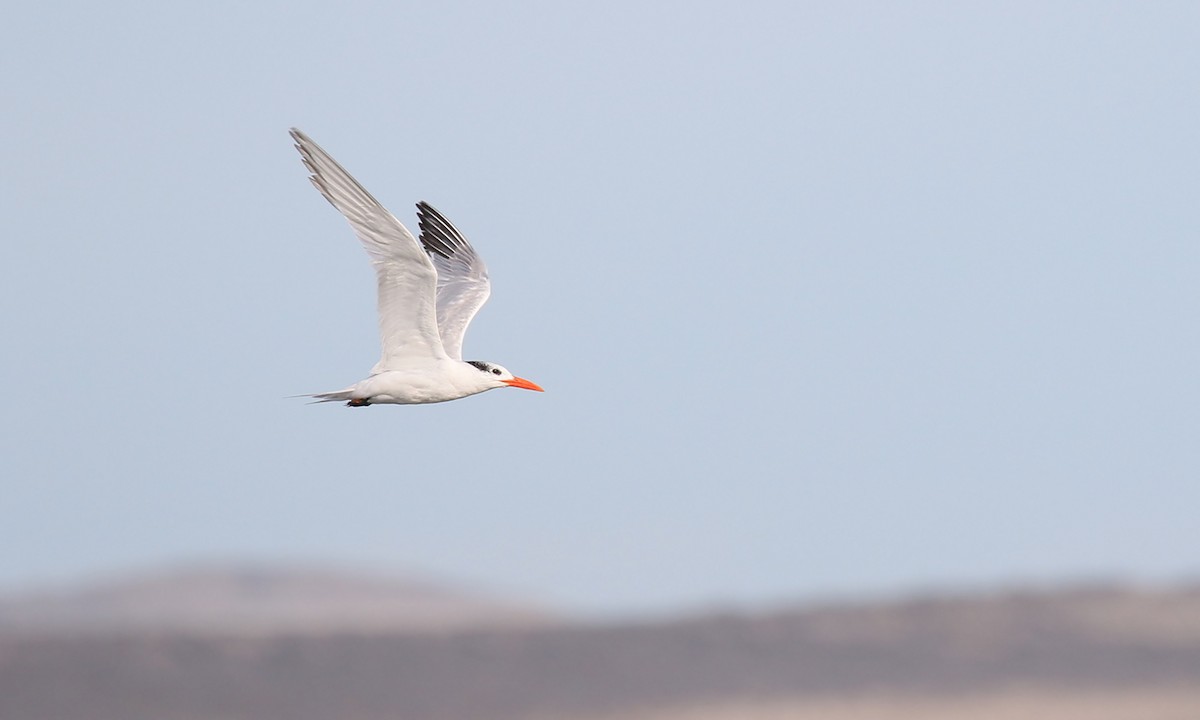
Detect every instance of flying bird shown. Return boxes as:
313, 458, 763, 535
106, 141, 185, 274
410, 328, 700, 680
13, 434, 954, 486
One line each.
290, 128, 543, 405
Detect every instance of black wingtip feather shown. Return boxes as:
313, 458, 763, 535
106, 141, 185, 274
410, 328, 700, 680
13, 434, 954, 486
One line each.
416, 201, 470, 260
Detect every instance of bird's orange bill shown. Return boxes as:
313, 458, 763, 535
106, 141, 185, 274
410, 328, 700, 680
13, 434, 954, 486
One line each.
504, 377, 544, 392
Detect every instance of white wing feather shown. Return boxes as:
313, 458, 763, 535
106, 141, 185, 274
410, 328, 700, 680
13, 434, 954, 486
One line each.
415, 201, 492, 361
290, 129, 448, 372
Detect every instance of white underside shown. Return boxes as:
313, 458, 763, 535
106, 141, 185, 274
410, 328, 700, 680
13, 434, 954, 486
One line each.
317, 358, 501, 405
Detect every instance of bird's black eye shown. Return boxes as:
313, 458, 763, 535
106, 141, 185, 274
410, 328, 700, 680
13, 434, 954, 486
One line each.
492, 368, 502, 375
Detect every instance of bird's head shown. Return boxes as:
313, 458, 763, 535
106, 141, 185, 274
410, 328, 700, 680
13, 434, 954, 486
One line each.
467, 360, 544, 392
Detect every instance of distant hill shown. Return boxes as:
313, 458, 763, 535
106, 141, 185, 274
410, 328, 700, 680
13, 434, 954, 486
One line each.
2, 572, 1200, 720
0, 564, 553, 635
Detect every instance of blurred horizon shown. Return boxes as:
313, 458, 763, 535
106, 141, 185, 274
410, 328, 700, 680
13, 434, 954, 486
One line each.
4, 562, 1200, 719
2, 555, 1198, 622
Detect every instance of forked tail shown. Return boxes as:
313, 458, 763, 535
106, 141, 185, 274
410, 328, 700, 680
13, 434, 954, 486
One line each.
303, 387, 364, 405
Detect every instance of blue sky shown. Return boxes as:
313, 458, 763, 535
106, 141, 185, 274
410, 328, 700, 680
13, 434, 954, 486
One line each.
2, 2, 1197, 615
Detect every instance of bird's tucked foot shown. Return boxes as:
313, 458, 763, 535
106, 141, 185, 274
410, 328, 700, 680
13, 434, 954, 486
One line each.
346, 398, 371, 407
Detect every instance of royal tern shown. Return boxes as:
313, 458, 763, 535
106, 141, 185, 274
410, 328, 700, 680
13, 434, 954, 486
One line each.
290, 128, 543, 405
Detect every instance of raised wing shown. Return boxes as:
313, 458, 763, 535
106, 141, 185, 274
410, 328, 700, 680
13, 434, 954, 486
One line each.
416, 201, 492, 360
290, 129, 448, 371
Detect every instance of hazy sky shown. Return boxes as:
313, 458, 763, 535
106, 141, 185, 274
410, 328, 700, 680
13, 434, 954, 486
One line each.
2, 2, 1197, 615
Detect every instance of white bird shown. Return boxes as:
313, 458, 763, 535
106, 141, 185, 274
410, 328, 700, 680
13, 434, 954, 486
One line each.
290, 128, 543, 405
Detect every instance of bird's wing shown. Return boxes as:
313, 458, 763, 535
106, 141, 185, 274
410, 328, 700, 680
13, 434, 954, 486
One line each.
415, 201, 492, 361
290, 129, 448, 372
